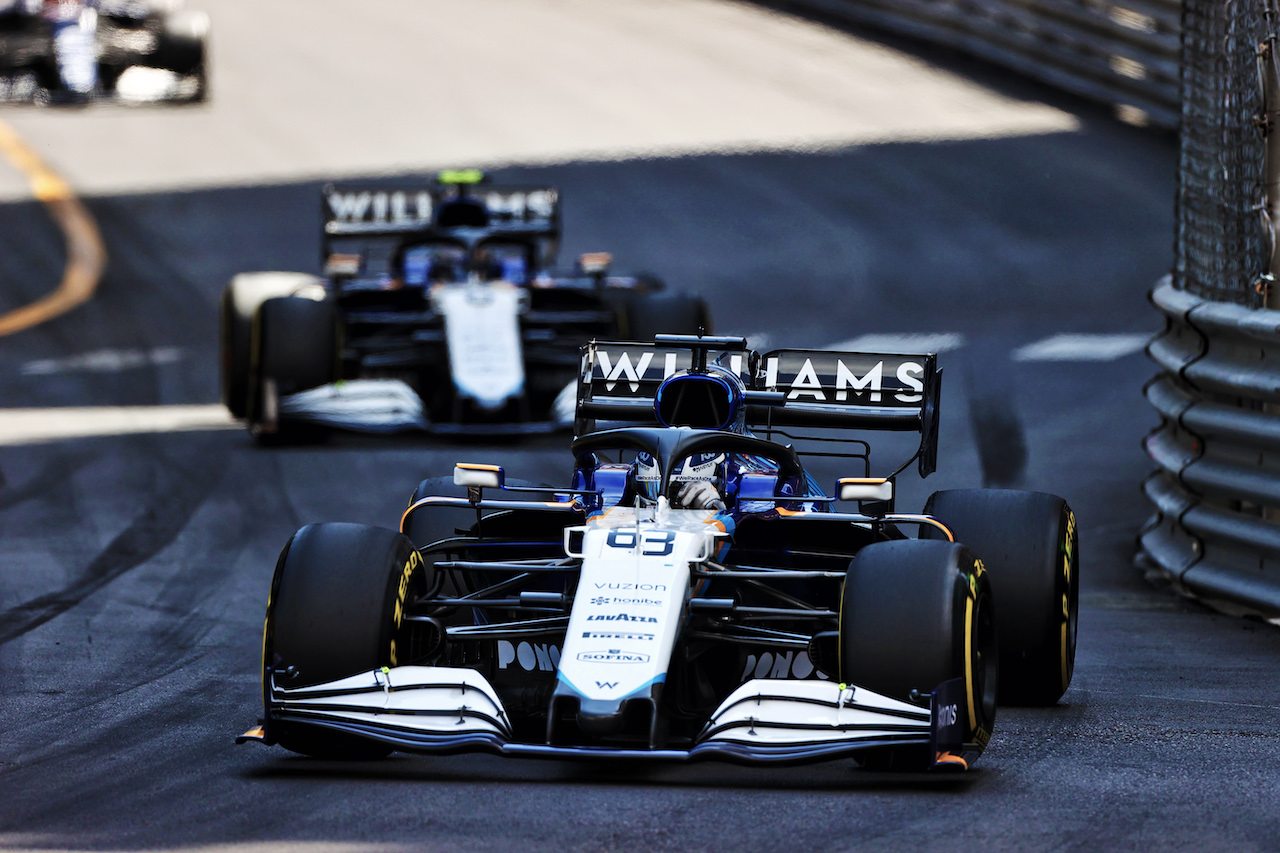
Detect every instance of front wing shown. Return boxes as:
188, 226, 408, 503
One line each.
239, 666, 982, 769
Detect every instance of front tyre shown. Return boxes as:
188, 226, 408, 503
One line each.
248, 294, 340, 442
839, 539, 997, 770
219, 272, 324, 419
923, 489, 1078, 706
263, 523, 427, 758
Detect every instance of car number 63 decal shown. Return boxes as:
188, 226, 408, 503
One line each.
606, 529, 676, 556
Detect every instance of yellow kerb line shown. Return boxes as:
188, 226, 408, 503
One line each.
0, 118, 106, 336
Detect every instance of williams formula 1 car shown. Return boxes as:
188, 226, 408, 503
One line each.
220, 172, 712, 439
239, 335, 1079, 770
0, 0, 209, 104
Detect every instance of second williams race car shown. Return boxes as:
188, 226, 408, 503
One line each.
220, 171, 712, 440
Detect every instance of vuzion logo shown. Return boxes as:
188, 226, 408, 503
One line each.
594, 582, 667, 592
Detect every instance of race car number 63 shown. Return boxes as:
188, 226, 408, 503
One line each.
606, 529, 676, 556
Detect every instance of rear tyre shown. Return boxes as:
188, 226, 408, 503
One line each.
624, 292, 712, 340
840, 540, 997, 771
156, 10, 209, 74
922, 489, 1078, 706
264, 523, 427, 759
219, 272, 324, 419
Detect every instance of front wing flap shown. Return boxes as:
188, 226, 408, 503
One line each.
241, 666, 983, 769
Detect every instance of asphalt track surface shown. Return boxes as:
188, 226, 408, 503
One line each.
1, 2, 1279, 851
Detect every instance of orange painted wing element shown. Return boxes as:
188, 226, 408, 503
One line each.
236, 727, 267, 744
933, 751, 969, 771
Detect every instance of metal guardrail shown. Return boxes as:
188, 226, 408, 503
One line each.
766, 0, 1182, 128
1144, 276, 1280, 620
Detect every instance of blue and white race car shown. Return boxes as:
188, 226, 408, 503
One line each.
0, 0, 208, 104
220, 172, 711, 439
239, 335, 1079, 770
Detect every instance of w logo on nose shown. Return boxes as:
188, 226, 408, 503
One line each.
596, 681, 618, 690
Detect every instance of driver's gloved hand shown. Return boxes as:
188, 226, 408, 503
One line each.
675, 480, 726, 512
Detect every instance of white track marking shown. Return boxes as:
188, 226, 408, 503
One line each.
824, 333, 965, 354
0, 405, 237, 445
1012, 333, 1151, 362
20, 346, 184, 376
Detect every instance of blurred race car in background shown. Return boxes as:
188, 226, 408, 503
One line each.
220, 171, 713, 440
238, 334, 1079, 770
0, 0, 209, 104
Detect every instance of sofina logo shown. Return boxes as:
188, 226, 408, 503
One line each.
577, 650, 650, 664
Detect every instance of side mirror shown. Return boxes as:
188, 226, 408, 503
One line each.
836, 478, 893, 503
577, 252, 612, 275
454, 463, 505, 490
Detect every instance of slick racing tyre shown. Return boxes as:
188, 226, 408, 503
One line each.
247, 293, 339, 442
923, 489, 1078, 706
624, 292, 712, 340
264, 523, 428, 759
839, 540, 997, 771
154, 9, 209, 86
219, 272, 324, 419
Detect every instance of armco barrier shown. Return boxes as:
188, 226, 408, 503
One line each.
1145, 276, 1280, 620
765, 0, 1181, 128
767, 1, 1280, 619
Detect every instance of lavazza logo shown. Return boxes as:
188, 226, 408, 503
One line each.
577, 649, 651, 664
586, 613, 657, 624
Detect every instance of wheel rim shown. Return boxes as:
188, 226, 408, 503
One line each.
973, 587, 998, 731
1061, 509, 1079, 692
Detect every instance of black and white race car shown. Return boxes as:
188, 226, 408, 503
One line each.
219, 172, 711, 439
239, 334, 1078, 770
0, 0, 209, 104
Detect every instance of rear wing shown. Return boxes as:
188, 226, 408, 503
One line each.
322, 184, 560, 237
320, 183, 562, 279
575, 338, 942, 477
